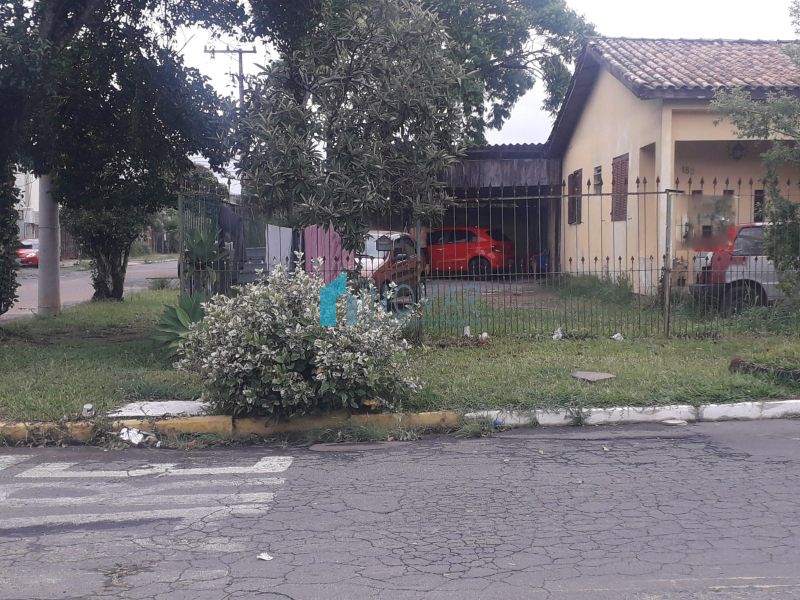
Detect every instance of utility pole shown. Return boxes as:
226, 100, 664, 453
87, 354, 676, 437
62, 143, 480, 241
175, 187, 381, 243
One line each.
37, 175, 61, 316
204, 45, 256, 202
203, 45, 257, 110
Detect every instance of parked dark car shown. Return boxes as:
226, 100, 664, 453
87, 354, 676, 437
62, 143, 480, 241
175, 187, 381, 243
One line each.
370, 234, 425, 306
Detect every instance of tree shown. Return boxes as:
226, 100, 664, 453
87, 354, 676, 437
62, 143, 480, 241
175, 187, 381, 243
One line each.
711, 1, 800, 285
0, 0, 244, 305
238, 0, 466, 251
249, 0, 594, 143
30, 23, 235, 299
0, 0, 243, 305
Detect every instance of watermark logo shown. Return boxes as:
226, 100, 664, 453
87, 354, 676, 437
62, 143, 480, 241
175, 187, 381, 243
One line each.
319, 273, 419, 326
319, 273, 357, 327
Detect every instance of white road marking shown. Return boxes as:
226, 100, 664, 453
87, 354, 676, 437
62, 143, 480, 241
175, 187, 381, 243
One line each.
0, 477, 286, 501
15, 456, 293, 479
2, 491, 274, 508
1, 455, 293, 532
0, 455, 32, 471
0, 505, 250, 530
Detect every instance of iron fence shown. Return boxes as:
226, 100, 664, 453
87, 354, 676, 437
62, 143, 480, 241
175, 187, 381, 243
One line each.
177, 179, 800, 339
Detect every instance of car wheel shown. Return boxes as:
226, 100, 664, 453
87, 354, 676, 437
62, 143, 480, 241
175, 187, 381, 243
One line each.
468, 257, 491, 279
724, 283, 765, 314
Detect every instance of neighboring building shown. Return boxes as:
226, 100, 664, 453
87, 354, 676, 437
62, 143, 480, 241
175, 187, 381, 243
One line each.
14, 172, 40, 240
548, 38, 800, 292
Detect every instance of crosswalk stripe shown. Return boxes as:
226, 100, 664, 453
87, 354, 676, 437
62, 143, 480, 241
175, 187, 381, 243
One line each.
0, 477, 286, 501
1, 491, 275, 508
0, 456, 32, 472
15, 456, 293, 478
0, 505, 258, 531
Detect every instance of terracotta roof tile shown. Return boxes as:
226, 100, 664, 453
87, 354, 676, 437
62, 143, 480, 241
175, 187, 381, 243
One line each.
588, 37, 800, 96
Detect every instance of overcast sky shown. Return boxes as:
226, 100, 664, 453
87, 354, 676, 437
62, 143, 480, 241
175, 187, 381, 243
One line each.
181, 0, 798, 159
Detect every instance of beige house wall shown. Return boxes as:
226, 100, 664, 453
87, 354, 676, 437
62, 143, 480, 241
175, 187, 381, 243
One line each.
561, 69, 663, 290
558, 74, 800, 294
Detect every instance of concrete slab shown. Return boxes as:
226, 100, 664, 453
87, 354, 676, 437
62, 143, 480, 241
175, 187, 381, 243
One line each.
107, 400, 209, 418
571, 371, 616, 383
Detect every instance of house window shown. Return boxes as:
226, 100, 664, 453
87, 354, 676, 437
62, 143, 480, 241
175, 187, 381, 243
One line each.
593, 166, 603, 194
611, 154, 629, 222
753, 189, 765, 222
567, 168, 583, 225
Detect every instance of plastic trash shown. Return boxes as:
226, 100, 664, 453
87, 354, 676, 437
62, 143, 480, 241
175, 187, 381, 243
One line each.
82, 404, 94, 418
463, 325, 472, 337
480, 332, 490, 341
257, 552, 274, 561
119, 427, 145, 446
611, 332, 624, 341
552, 327, 563, 341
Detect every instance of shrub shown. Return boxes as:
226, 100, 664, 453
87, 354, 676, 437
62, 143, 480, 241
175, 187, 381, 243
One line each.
154, 293, 207, 354
0, 168, 20, 317
177, 266, 417, 418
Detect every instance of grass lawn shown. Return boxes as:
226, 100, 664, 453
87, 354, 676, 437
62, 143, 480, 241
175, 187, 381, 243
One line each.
1, 287, 798, 422
408, 336, 800, 413
0, 290, 201, 422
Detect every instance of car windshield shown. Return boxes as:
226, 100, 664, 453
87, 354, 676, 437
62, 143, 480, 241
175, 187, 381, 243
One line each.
489, 229, 511, 242
18, 242, 35, 250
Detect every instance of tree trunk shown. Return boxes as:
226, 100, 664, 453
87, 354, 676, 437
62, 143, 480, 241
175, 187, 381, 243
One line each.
90, 246, 130, 301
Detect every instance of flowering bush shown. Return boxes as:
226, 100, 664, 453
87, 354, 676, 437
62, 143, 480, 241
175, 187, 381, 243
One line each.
177, 265, 417, 418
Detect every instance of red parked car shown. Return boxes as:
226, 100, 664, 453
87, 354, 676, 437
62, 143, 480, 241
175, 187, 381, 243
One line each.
15, 238, 39, 267
690, 223, 789, 311
427, 226, 515, 276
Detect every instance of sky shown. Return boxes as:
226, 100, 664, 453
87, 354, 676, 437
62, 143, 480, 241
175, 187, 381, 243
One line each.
180, 0, 798, 166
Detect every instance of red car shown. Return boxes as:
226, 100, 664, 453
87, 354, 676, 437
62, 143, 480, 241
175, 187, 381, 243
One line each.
427, 227, 515, 276
15, 238, 39, 267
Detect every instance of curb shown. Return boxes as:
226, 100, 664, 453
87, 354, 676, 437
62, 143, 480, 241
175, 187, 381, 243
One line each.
0, 411, 462, 445
3, 399, 800, 446
465, 399, 800, 428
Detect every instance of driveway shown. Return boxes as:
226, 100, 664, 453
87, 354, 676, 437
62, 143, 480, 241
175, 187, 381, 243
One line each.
1, 420, 800, 599
1, 260, 178, 321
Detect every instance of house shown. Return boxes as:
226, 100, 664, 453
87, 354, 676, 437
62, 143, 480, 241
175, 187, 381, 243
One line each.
12, 172, 80, 258
14, 172, 40, 240
548, 37, 800, 292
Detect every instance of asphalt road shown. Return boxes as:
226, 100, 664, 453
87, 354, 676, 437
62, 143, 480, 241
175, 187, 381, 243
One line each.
2, 420, 800, 599
2, 260, 178, 321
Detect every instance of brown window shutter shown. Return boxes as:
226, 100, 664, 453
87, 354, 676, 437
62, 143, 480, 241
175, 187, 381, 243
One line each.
611, 154, 629, 222
568, 169, 582, 225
